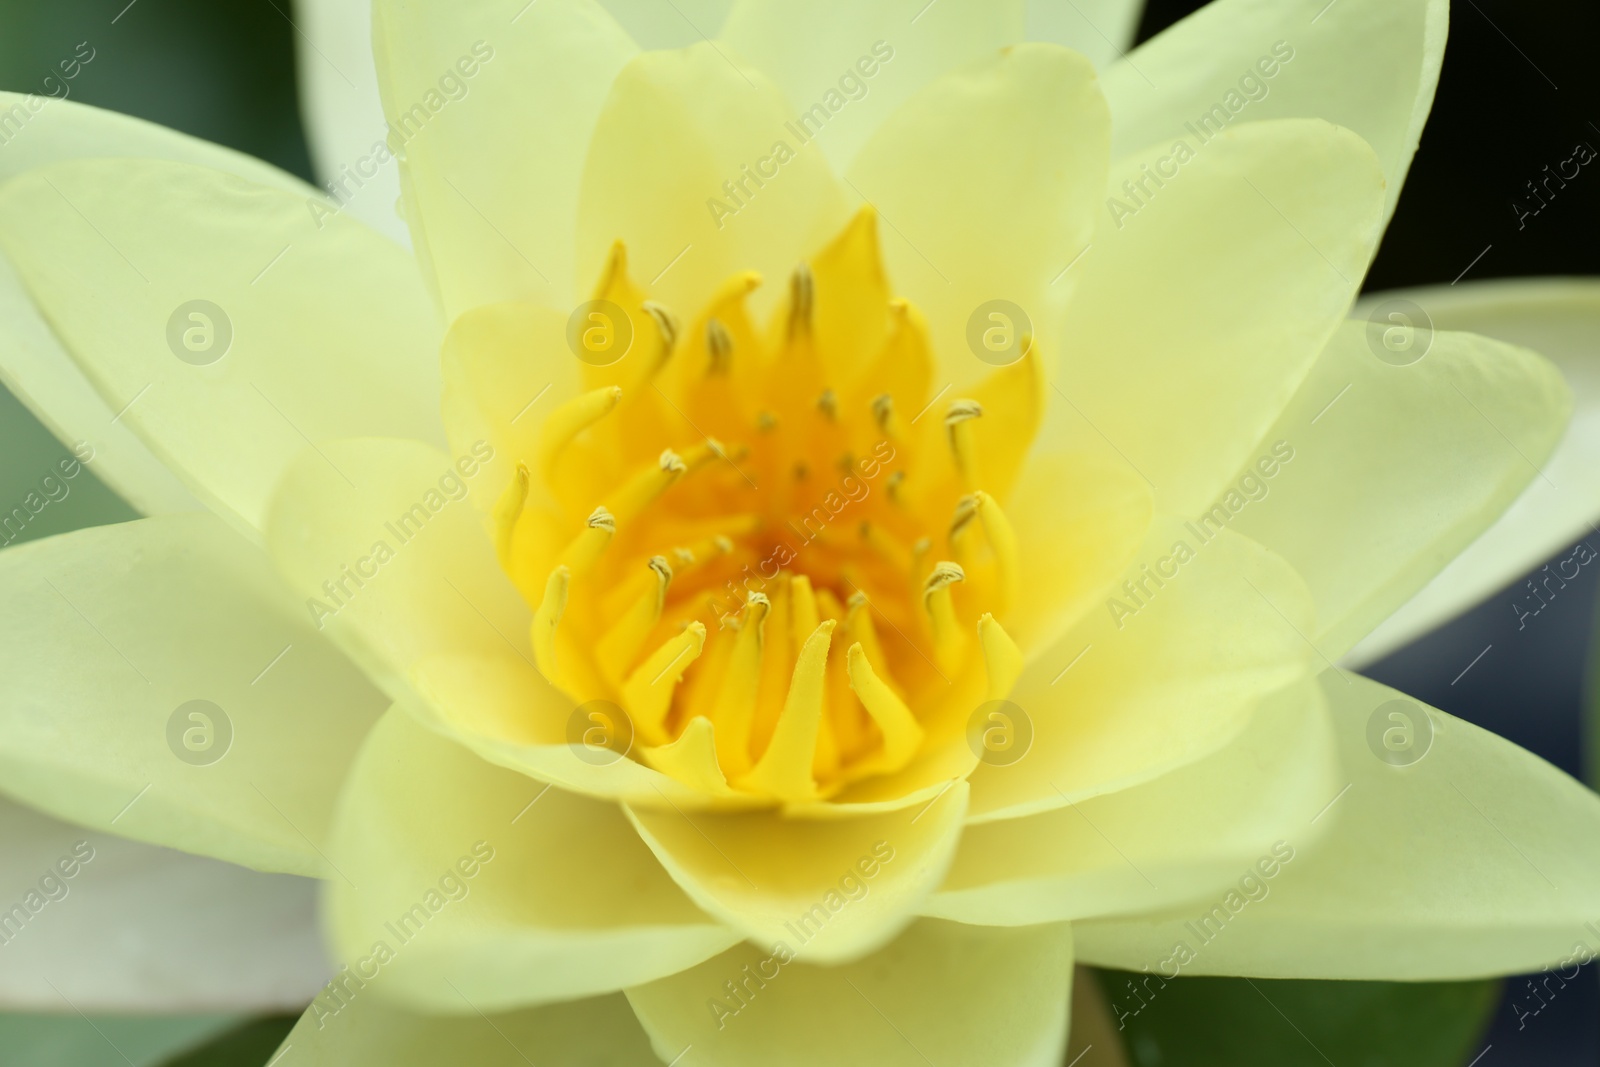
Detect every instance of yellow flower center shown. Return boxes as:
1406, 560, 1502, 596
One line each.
499, 208, 1044, 805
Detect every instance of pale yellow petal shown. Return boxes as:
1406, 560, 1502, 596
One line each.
264, 437, 528, 698
1347, 279, 1600, 664
1075, 671, 1600, 980
326, 710, 738, 1011
604, 0, 733, 49
0, 159, 443, 536
1104, 0, 1446, 224
721, 0, 1026, 172
1054, 119, 1384, 516
966, 521, 1317, 822
847, 43, 1108, 386
1002, 451, 1153, 658
625, 781, 967, 963
577, 41, 850, 323
1027, 0, 1144, 71
627, 919, 1073, 1067
927, 678, 1337, 925
372, 0, 637, 316
407, 650, 741, 811
0, 514, 386, 877
1218, 321, 1569, 661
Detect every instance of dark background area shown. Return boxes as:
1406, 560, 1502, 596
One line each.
0, 0, 1596, 1063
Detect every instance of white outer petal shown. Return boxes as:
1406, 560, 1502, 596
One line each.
1346, 279, 1600, 666
0, 798, 329, 1012
292, 0, 410, 245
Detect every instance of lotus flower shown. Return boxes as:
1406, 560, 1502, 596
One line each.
2, 0, 1600, 1064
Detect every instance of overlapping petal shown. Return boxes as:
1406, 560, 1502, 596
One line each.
1348, 279, 1600, 663
847, 42, 1109, 385
1103, 0, 1446, 225
372, 0, 638, 317
1220, 320, 1570, 661
625, 780, 967, 964
324, 710, 739, 1012
928, 677, 1337, 925
576, 40, 850, 322
721, 0, 1026, 174
0, 158, 443, 536
966, 521, 1317, 822
0, 92, 315, 517
1075, 672, 1600, 980
627, 919, 1074, 1067
0, 514, 386, 876
1054, 118, 1384, 515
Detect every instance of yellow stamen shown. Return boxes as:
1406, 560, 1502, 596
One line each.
556, 506, 615, 575
973, 491, 1020, 616
924, 561, 968, 674
492, 462, 529, 565
710, 593, 769, 776
846, 643, 924, 774
977, 613, 1023, 700
706, 318, 733, 375
948, 494, 979, 562
945, 399, 983, 491
596, 555, 673, 682
530, 565, 569, 681
738, 619, 835, 801
622, 621, 707, 745
608, 449, 688, 525
642, 717, 729, 793
538, 385, 622, 477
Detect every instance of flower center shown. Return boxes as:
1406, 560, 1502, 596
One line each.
498, 209, 1043, 804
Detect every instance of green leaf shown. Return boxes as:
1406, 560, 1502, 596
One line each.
1094, 970, 1500, 1067
154, 1016, 300, 1067
0, 1013, 240, 1067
